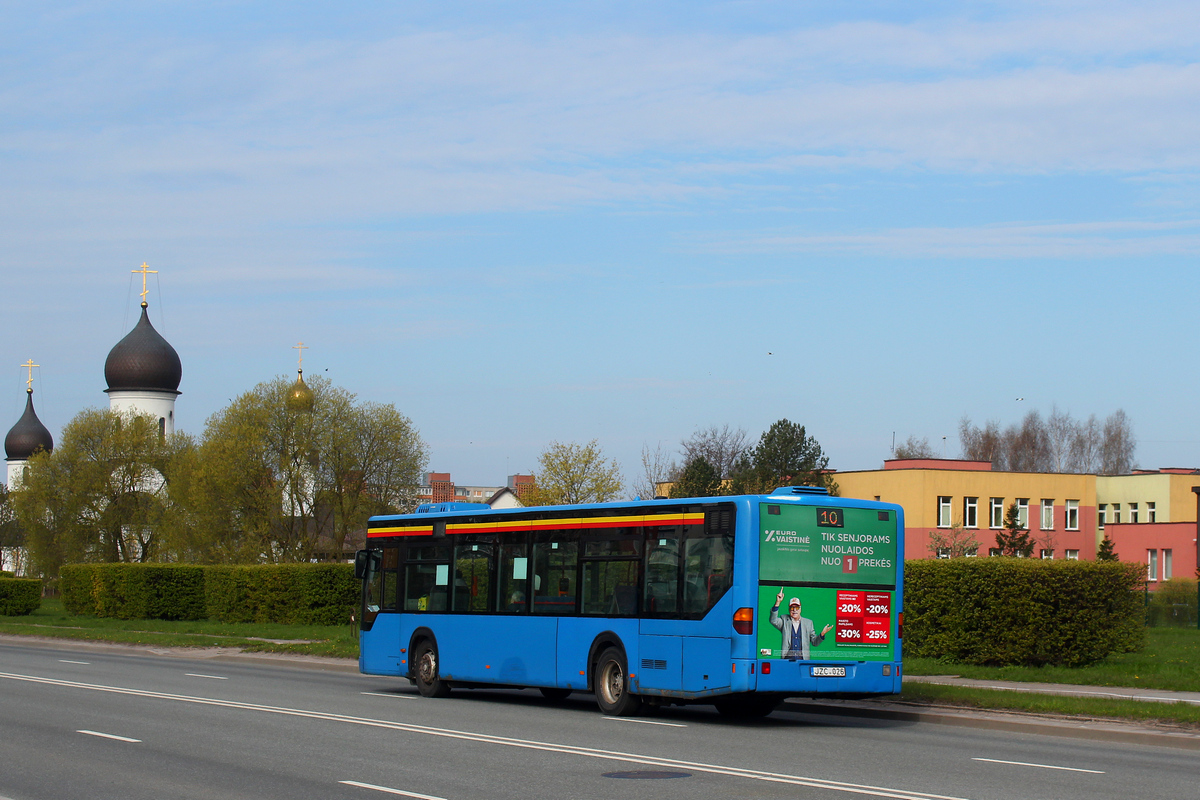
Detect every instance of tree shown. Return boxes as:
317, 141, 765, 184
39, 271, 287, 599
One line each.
960, 408, 1136, 475
13, 409, 193, 575
680, 424, 750, 479
927, 523, 980, 558
1100, 409, 1136, 475
1096, 535, 1118, 562
894, 435, 937, 459
994, 501, 1035, 557
959, 417, 1004, 466
181, 374, 426, 563
730, 419, 834, 494
668, 456, 723, 499
523, 440, 623, 506
631, 442, 677, 500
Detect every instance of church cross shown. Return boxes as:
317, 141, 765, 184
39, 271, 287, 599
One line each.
21, 359, 38, 391
293, 342, 308, 370
132, 262, 158, 304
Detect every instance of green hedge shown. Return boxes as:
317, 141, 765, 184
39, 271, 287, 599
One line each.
60, 562, 357, 625
0, 578, 42, 616
1147, 578, 1198, 627
205, 564, 356, 625
905, 558, 1145, 666
60, 563, 206, 620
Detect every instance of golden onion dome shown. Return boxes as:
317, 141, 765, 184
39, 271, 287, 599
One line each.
287, 369, 315, 413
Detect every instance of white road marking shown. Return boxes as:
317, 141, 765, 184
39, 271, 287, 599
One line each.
185, 673, 229, 680
58, 660, 90, 665
603, 716, 686, 728
77, 730, 141, 743
339, 781, 446, 799
2, 672, 964, 800
361, 691, 415, 700
972, 758, 1104, 774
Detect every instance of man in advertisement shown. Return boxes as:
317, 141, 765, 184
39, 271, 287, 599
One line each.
769, 588, 833, 660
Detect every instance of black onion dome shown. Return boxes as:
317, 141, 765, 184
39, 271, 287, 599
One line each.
5, 390, 53, 460
104, 303, 182, 394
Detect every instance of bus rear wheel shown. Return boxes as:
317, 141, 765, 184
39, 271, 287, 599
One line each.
594, 647, 641, 716
413, 641, 451, 698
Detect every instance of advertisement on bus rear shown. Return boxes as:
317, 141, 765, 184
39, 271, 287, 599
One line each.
755, 585, 894, 660
758, 503, 897, 660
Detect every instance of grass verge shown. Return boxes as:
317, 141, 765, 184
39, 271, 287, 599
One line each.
0, 598, 358, 659
900, 681, 1200, 728
905, 627, 1200, 692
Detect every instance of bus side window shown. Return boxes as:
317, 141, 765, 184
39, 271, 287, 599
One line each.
405, 545, 451, 612
581, 530, 641, 616
499, 543, 529, 613
532, 534, 578, 615
644, 528, 680, 614
453, 541, 495, 613
381, 546, 400, 612
682, 512, 735, 616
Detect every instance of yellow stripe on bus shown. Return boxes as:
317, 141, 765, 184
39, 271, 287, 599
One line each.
371, 511, 705, 538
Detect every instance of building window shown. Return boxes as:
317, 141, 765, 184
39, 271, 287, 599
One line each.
989, 498, 1004, 529
1016, 498, 1029, 529
937, 496, 952, 528
1148, 502, 1156, 523
1147, 549, 1158, 582
1112, 503, 1121, 524
1129, 503, 1139, 524
1040, 549, 1054, 559
988, 548, 1001, 557
936, 548, 951, 559
1065, 500, 1079, 530
1163, 549, 1173, 580
1097, 504, 1107, 529
1041, 500, 1054, 530
964, 497, 978, 528
1065, 549, 1079, 560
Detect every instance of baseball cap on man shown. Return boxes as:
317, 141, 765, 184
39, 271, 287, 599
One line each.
788, 597, 801, 608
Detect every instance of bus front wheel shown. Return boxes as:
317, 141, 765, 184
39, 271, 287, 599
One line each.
413, 641, 451, 698
594, 647, 641, 716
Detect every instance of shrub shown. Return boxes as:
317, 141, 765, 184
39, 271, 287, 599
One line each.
0, 578, 42, 615
59, 562, 357, 625
1147, 578, 1198, 627
60, 563, 205, 620
60, 564, 98, 614
905, 558, 1145, 666
205, 564, 356, 625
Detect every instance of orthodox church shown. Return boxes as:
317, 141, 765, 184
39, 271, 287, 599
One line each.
4, 266, 183, 488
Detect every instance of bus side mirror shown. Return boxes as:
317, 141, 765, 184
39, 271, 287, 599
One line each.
354, 549, 380, 581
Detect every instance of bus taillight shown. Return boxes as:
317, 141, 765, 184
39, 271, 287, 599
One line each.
898, 612, 904, 639
733, 607, 754, 635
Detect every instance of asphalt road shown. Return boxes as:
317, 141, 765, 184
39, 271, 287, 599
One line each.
0, 641, 1192, 800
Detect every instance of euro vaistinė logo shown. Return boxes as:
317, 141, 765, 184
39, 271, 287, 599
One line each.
763, 529, 809, 544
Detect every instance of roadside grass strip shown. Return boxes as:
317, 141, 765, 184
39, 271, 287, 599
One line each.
901, 682, 1200, 727
905, 628, 1200, 693
4, 671, 965, 800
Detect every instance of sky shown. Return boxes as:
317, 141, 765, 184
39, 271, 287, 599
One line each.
3, 1, 1200, 488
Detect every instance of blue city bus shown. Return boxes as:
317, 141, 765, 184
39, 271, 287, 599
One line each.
355, 485, 903, 717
